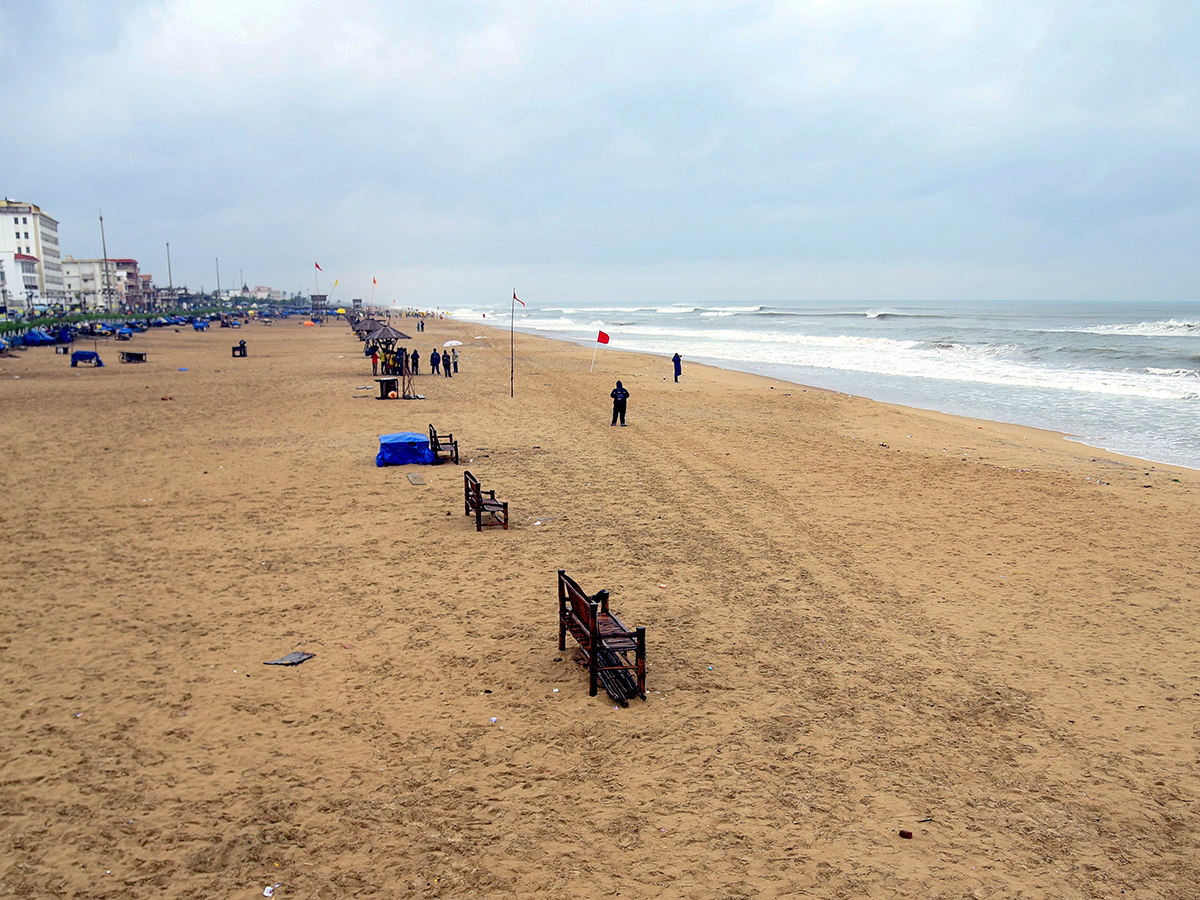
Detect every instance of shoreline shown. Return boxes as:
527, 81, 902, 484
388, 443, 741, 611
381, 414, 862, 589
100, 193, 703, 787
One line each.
486, 319, 1200, 476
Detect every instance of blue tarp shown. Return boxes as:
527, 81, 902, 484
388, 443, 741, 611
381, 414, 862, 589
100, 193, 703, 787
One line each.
376, 432, 435, 467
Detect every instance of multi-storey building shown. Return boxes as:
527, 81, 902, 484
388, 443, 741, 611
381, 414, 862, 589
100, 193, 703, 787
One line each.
112, 259, 145, 308
0, 200, 63, 302
62, 256, 123, 311
0, 251, 43, 314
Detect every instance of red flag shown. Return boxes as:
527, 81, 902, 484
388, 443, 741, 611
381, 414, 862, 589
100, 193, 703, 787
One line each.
513, 289, 525, 307
597, 330, 610, 344
372, 277, 377, 286
314, 262, 323, 271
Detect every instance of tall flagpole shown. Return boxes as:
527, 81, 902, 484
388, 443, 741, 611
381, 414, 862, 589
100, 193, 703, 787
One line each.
510, 288, 515, 398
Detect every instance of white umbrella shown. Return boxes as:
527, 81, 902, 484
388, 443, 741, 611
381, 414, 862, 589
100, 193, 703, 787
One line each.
443, 340, 463, 347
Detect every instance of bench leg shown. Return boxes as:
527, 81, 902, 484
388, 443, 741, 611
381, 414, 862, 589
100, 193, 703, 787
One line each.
636, 627, 647, 699
588, 637, 599, 697
558, 570, 567, 651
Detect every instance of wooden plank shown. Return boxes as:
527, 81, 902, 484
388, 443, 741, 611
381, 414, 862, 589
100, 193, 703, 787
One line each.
405, 473, 426, 485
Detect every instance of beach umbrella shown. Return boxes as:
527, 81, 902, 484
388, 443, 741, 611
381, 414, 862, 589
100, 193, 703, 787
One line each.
443, 340, 463, 347
336, 308, 346, 314
352, 318, 384, 335
365, 324, 412, 344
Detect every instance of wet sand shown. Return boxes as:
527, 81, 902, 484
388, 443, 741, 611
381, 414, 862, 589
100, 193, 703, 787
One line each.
2, 317, 1199, 899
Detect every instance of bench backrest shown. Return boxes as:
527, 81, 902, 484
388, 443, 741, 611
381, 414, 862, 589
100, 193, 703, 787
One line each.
429, 424, 440, 445
464, 470, 481, 502
558, 569, 598, 633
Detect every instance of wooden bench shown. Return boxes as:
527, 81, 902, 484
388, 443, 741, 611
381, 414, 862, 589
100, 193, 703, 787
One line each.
118, 351, 147, 363
463, 470, 508, 531
429, 424, 459, 464
558, 570, 646, 703
231, 342, 247, 358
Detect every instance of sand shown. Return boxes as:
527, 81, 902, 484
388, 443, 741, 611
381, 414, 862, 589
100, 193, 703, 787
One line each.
2, 317, 1199, 899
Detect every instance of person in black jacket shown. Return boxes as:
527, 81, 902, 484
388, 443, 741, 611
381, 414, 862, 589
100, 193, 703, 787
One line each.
610, 380, 630, 426
430, 348, 441, 375
410, 348, 420, 375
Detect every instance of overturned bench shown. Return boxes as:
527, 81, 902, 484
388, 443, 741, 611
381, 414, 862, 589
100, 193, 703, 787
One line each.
558, 569, 646, 704
429, 424, 459, 464
118, 351, 147, 363
464, 470, 508, 531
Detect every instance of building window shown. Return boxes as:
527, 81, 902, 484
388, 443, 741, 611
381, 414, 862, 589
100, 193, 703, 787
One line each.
22, 217, 27, 224
24, 233, 29, 239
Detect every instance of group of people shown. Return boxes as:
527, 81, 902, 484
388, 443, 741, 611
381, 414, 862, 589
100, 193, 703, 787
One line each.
370, 346, 458, 377
414, 347, 457, 377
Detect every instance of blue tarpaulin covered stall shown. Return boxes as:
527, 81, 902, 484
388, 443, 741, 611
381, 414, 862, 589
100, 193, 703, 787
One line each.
71, 350, 104, 367
376, 432, 435, 467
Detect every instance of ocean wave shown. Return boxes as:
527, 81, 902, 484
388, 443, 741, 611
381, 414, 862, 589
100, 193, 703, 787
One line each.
602, 331, 1200, 402
1068, 320, 1200, 337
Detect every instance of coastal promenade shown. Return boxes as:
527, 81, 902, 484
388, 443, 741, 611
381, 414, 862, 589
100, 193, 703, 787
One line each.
2, 317, 1198, 898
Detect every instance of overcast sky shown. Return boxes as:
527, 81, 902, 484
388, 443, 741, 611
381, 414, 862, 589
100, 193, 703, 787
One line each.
3, 0, 1197, 306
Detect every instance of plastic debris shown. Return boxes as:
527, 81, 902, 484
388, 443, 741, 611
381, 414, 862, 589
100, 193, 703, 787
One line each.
489, 717, 498, 723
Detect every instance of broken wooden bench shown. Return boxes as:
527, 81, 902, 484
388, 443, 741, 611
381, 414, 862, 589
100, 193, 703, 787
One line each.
557, 569, 646, 704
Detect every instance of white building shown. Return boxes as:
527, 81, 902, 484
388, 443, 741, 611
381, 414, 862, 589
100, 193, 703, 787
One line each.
0, 251, 42, 315
0, 199, 63, 302
62, 256, 123, 311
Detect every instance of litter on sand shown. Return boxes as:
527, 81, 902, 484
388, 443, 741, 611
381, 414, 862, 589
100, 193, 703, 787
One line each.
263, 652, 315, 666
406, 473, 427, 485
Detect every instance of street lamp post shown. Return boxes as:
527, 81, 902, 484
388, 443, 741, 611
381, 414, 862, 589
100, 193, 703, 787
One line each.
99, 213, 111, 313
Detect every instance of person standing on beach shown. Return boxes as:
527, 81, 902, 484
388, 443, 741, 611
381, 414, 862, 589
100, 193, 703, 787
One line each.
672, 353, 682, 383
371, 349, 379, 377
442, 350, 452, 377
451, 348, 459, 373
610, 380, 630, 426
430, 348, 441, 375
410, 348, 420, 375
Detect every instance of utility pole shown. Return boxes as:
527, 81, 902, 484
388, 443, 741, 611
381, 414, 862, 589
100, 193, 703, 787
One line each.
215, 258, 221, 302
166, 241, 173, 311
99, 212, 111, 313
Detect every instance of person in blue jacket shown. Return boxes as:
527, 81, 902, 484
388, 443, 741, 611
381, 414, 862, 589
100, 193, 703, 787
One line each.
610, 381, 630, 426
410, 348, 420, 375
672, 353, 682, 383
430, 348, 441, 374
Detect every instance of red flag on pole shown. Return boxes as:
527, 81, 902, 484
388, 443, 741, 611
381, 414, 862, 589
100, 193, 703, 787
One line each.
513, 290, 525, 307
372, 276, 377, 286
597, 330, 610, 344
314, 262, 323, 271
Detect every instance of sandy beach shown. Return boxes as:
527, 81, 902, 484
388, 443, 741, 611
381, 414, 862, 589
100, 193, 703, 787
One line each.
2, 316, 1199, 900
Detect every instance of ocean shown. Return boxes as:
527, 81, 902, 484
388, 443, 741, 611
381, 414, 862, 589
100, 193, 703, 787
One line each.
449, 300, 1200, 470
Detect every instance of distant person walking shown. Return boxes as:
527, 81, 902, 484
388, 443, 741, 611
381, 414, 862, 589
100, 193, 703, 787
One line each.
442, 350, 452, 377
672, 353, 682, 383
430, 348, 441, 375
410, 348, 420, 375
610, 380, 630, 426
